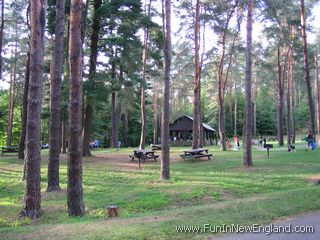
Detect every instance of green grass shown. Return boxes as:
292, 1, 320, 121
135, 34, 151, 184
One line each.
0, 143, 320, 239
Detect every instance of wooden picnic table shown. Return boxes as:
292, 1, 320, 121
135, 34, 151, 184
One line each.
130, 149, 159, 168
1, 146, 19, 156
151, 144, 161, 151
180, 148, 212, 161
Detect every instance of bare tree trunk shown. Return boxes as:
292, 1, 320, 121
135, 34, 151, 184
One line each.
218, 95, 226, 150
67, 0, 85, 217
153, 82, 158, 144
20, 0, 47, 219
277, 45, 284, 146
0, 0, 4, 78
315, 53, 320, 143
139, 0, 151, 149
160, 0, 171, 180
287, 46, 293, 145
62, 120, 67, 153
6, 46, 17, 146
111, 90, 117, 148
111, 89, 121, 148
124, 111, 129, 147
216, 2, 238, 151
289, 26, 296, 143
19, 46, 30, 161
82, 103, 93, 156
253, 73, 258, 138
300, 0, 315, 134
139, 84, 147, 149
47, 0, 65, 192
243, 0, 253, 167
114, 97, 121, 146
234, 71, 238, 136
229, 77, 233, 134
110, 61, 118, 148
82, 0, 102, 156
192, 0, 201, 149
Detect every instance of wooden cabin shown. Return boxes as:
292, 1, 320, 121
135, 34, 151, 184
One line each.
169, 115, 217, 146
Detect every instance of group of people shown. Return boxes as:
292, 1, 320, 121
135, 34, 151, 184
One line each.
225, 135, 240, 150
89, 139, 100, 149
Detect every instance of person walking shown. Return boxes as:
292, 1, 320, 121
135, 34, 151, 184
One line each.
306, 131, 315, 150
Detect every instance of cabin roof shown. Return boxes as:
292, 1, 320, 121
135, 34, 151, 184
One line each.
170, 115, 216, 132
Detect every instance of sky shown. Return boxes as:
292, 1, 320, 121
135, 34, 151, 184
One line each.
0, 2, 319, 90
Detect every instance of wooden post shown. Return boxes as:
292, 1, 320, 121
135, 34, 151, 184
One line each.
105, 205, 119, 219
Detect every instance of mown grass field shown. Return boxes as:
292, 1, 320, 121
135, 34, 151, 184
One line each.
0, 142, 319, 239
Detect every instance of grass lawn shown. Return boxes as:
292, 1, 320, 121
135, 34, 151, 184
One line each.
0, 142, 319, 239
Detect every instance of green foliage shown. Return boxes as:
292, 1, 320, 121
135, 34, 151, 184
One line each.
0, 90, 22, 146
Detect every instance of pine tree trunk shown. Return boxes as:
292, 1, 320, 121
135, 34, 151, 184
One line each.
114, 100, 121, 146
6, 48, 17, 146
20, 0, 47, 219
111, 90, 121, 148
82, 0, 102, 156
62, 120, 67, 153
216, 1, 238, 151
0, 0, 4, 78
243, 0, 253, 167
153, 82, 158, 144
124, 111, 129, 147
67, 0, 85, 217
277, 46, 284, 146
289, 26, 296, 143
82, 103, 93, 156
62, 19, 70, 154
229, 78, 233, 134
218, 95, 226, 150
300, 0, 315, 134
286, 47, 293, 145
315, 53, 320, 143
234, 77, 237, 136
47, 0, 65, 192
19, 47, 30, 161
111, 91, 116, 148
286, 82, 291, 145
253, 74, 258, 138
192, 0, 201, 150
160, 0, 171, 180
139, 83, 146, 149
139, 0, 151, 149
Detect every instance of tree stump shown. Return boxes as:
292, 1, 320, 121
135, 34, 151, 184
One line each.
105, 205, 119, 219
308, 176, 320, 185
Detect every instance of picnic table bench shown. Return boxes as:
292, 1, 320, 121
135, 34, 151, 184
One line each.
180, 148, 212, 161
1, 146, 19, 156
129, 149, 159, 168
151, 144, 161, 151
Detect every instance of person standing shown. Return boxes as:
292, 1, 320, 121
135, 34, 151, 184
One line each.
307, 131, 315, 149
233, 135, 240, 149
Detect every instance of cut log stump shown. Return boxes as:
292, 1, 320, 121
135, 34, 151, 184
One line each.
105, 205, 119, 219
308, 176, 320, 185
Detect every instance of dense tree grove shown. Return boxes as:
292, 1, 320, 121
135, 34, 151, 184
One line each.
0, 0, 319, 218
0, 1, 318, 149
